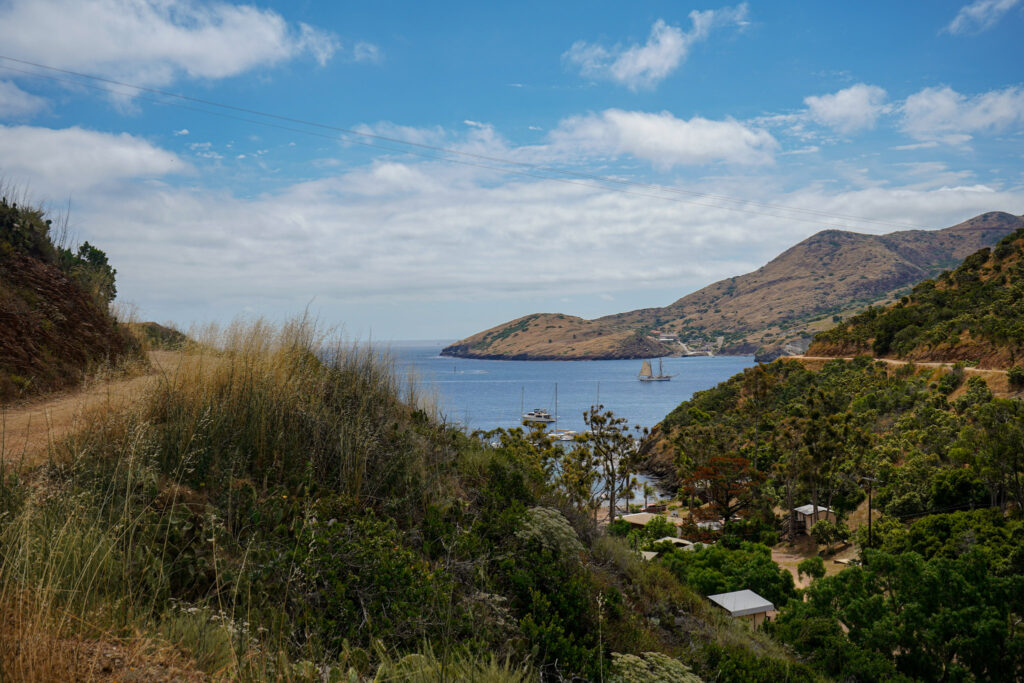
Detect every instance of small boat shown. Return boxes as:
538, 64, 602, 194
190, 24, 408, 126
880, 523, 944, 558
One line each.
522, 408, 555, 423
638, 358, 673, 382
551, 429, 578, 442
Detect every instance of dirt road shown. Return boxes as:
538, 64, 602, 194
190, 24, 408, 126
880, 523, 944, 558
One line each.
0, 351, 182, 466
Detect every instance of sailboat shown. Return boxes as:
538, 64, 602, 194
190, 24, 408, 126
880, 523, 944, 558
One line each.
638, 358, 673, 382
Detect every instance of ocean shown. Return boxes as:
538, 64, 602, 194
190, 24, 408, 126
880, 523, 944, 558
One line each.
390, 341, 754, 435
387, 342, 755, 502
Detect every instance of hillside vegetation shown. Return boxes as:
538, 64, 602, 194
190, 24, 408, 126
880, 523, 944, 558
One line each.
642, 354, 1024, 680
0, 197, 139, 402
810, 225, 1024, 367
635, 229, 1024, 681
443, 212, 1023, 360
1, 319, 816, 681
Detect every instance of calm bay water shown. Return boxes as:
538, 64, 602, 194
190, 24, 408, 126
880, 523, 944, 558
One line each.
390, 342, 754, 435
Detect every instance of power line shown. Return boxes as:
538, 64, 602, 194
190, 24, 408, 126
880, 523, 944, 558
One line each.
0, 54, 929, 231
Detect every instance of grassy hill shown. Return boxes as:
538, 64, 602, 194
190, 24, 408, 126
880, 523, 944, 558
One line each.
1, 319, 818, 681
0, 197, 140, 402
443, 212, 1023, 361
809, 225, 1024, 367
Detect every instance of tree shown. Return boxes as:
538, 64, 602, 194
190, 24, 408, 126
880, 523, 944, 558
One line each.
660, 541, 797, 609
583, 406, 645, 524
58, 240, 118, 305
684, 454, 764, 524
776, 549, 1024, 682
955, 397, 1024, 513
809, 519, 849, 553
797, 556, 825, 582
642, 481, 655, 510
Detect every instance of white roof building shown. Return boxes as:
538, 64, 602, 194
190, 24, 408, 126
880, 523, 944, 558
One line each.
707, 589, 775, 619
793, 504, 833, 516
653, 537, 696, 550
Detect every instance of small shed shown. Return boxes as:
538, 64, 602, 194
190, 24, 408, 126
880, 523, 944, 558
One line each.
620, 512, 660, 529
707, 589, 775, 626
653, 537, 696, 551
793, 504, 834, 534
620, 512, 682, 530
639, 551, 659, 562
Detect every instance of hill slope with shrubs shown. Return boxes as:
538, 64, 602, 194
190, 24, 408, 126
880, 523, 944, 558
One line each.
0, 197, 139, 402
809, 225, 1024, 367
640, 351, 1024, 680
635, 229, 1024, 681
1, 320, 817, 681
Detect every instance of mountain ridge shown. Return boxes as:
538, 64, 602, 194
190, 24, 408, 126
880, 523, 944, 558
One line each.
809, 221, 1024, 367
443, 212, 1024, 361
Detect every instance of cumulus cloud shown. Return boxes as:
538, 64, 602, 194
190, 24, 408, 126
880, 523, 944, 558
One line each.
902, 85, 1024, 143
564, 4, 749, 90
0, 124, 186, 194
0, 80, 48, 118
0, 0, 339, 88
944, 0, 1021, 34
69, 160, 1023, 340
804, 84, 888, 134
3, 120, 1020, 339
549, 109, 777, 168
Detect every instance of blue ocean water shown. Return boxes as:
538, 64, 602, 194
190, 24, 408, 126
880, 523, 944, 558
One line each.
390, 341, 755, 434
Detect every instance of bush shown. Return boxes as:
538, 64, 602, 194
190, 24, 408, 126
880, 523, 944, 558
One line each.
659, 542, 797, 608
1008, 365, 1024, 388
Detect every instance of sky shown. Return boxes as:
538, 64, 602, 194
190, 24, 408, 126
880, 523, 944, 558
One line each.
0, 0, 1022, 340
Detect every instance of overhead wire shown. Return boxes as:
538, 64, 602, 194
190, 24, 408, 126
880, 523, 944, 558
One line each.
0, 54, 929, 231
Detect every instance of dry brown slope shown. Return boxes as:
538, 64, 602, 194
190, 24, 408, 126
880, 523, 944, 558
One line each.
809, 221, 1024, 368
444, 212, 1023, 360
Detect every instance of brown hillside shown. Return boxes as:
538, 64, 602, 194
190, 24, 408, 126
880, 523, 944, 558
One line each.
809, 221, 1024, 367
0, 200, 139, 403
444, 212, 1023, 360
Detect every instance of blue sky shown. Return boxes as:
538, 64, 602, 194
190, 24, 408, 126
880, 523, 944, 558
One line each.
0, 0, 1022, 339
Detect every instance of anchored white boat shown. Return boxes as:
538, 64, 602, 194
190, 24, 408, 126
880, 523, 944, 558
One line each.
522, 407, 555, 423
638, 358, 673, 382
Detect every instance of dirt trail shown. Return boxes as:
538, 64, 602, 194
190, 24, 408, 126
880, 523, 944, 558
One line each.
794, 355, 1007, 371
0, 351, 183, 466
792, 355, 1018, 398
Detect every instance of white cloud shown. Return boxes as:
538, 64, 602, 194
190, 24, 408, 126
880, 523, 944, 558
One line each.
549, 109, 777, 167
173, 128, 190, 136
804, 84, 888, 134
0, 124, 185, 194
3, 120, 1021, 340
902, 85, 1024, 143
0, 0, 339, 88
945, 0, 1021, 34
564, 4, 749, 90
351, 41, 383, 64
0, 80, 48, 118
891, 141, 939, 151
72, 161, 1024, 340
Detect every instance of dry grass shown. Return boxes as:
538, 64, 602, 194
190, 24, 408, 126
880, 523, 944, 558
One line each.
0, 316, 447, 681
